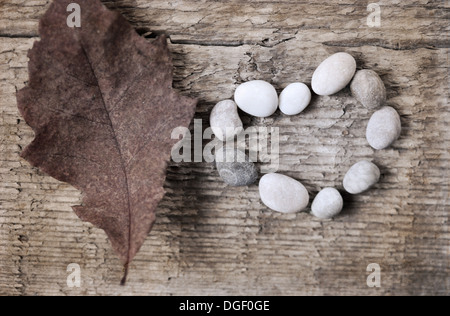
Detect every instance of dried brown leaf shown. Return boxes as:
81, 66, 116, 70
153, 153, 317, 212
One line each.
17, 0, 197, 284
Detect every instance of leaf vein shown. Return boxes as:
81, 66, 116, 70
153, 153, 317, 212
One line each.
81, 44, 134, 267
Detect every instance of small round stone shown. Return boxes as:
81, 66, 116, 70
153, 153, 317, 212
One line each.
311, 188, 344, 219
366, 106, 402, 150
216, 147, 258, 187
259, 173, 309, 213
343, 161, 381, 194
234, 80, 278, 118
279, 83, 312, 115
210, 100, 243, 141
312, 52, 357, 96
350, 69, 386, 109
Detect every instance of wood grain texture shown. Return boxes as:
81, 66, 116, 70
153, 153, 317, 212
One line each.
0, 0, 448, 296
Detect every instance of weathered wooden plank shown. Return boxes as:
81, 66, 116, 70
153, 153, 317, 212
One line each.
0, 1, 449, 47
0, 0, 449, 296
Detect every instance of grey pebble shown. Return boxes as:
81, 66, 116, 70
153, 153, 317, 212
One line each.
210, 100, 243, 141
350, 69, 387, 109
343, 161, 381, 194
366, 106, 402, 150
216, 147, 258, 187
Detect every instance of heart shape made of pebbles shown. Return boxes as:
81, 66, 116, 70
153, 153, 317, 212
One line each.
209, 52, 402, 219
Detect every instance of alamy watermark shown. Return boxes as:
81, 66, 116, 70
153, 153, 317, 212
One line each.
171, 119, 280, 173
367, 263, 381, 288
367, 3, 381, 28
67, 3, 81, 28
67, 263, 81, 288
67, 2, 381, 29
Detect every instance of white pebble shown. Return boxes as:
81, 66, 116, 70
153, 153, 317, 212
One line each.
259, 173, 309, 214
279, 83, 312, 115
210, 100, 243, 141
343, 161, 380, 194
311, 188, 344, 219
366, 106, 402, 150
234, 80, 278, 118
312, 52, 357, 96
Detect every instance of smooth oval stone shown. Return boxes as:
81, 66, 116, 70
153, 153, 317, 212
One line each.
234, 80, 278, 118
279, 83, 312, 115
312, 52, 357, 96
343, 161, 380, 194
311, 188, 344, 219
366, 106, 401, 150
259, 173, 309, 213
350, 69, 386, 109
210, 100, 243, 141
216, 147, 258, 187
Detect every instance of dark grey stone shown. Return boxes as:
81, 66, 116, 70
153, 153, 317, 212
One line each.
215, 147, 259, 187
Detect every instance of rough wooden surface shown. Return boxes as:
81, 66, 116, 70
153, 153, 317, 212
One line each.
0, 0, 449, 296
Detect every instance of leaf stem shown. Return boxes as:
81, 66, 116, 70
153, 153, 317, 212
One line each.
121, 263, 129, 286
